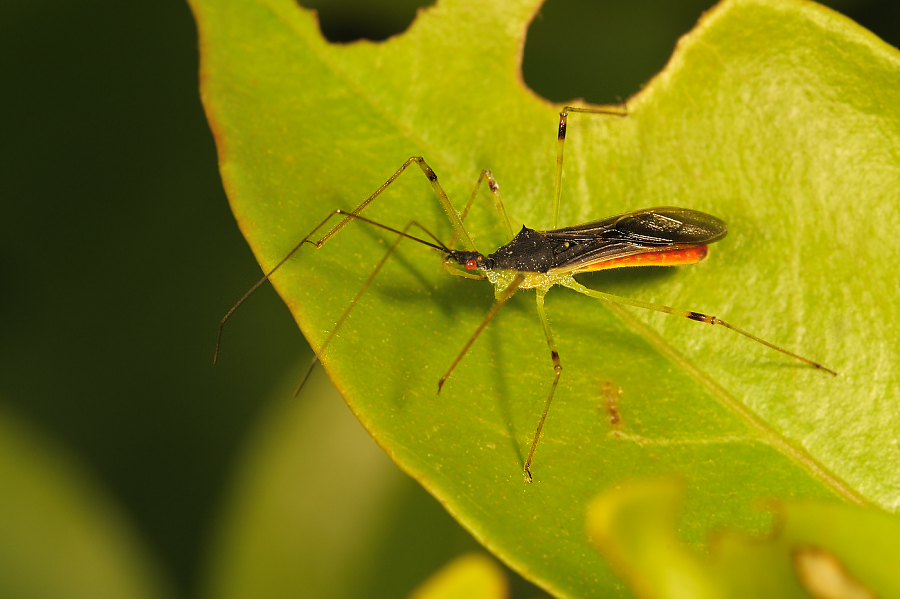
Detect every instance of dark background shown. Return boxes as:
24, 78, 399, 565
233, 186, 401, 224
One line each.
1, 0, 897, 596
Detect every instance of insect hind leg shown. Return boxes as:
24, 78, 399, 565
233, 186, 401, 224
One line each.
560, 277, 836, 375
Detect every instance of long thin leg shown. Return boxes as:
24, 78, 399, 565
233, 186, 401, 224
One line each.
317, 156, 477, 251
450, 169, 514, 247
215, 210, 345, 364
523, 288, 562, 483
294, 220, 434, 395
216, 157, 477, 363
438, 273, 526, 393
561, 277, 836, 375
215, 209, 450, 365
553, 104, 629, 229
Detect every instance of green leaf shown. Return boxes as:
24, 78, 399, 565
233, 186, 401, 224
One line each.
586, 478, 900, 598
0, 403, 173, 599
191, 0, 900, 596
200, 371, 491, 599
409, 554, 508, 599
200, 374, 405, 599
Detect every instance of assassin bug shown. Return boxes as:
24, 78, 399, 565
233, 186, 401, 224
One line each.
216, 105, 836, 482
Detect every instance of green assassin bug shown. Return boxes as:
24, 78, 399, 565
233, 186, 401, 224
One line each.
216, 105, 835, 482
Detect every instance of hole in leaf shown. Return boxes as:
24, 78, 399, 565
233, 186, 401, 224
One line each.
522, 0, 714, 105
298, 0, 435, 42
522, 0, 900, 105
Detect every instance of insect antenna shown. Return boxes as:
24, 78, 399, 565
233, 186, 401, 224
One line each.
294, 213, 454, 395
214, 210, 342, 366
215, 155, 474, 370
215, 209, 451, 372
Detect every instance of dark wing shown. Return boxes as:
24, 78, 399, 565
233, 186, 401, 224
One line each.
538, 206, 727, 272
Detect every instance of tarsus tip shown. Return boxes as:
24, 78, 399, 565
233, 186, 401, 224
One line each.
821, 364, 838, 376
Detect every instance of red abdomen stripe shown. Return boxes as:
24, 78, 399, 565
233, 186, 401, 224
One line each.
577, 246, 710, 273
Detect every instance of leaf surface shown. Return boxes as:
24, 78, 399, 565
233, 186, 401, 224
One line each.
192, 0, 900, 595
410, 553, 508, 599
586, 478, 900, 598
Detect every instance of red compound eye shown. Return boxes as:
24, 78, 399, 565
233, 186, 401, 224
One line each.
465, 259, 478, 270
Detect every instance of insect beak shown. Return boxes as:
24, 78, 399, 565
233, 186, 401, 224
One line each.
443, 252, 486, 280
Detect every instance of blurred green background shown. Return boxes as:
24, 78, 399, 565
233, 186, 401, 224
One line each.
1, 0, 897, 597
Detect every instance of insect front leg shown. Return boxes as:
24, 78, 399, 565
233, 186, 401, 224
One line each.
215, 209, 353, 365
452, 169, 514, 246
216, 157, 479, 366
438, 273, 526, 393
294, 220, 446, 394
523, 287, 562, 483
316, 156, 477, 252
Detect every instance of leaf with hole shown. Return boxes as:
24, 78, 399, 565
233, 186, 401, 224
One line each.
192, 0, 900, 595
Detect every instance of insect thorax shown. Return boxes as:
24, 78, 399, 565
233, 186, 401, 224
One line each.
487, 226, 556, 272
483, 268, 573, 297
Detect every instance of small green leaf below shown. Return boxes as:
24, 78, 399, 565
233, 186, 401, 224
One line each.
0, 402, 173, 599
409, 553, 508, 599
191, 0, 900, 596
587, 477, 900, 599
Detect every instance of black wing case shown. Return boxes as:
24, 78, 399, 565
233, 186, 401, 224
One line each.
540, 207, 728, 272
